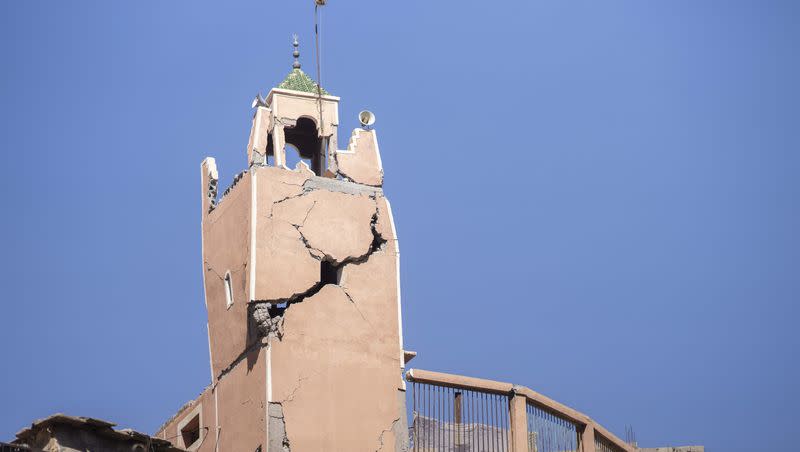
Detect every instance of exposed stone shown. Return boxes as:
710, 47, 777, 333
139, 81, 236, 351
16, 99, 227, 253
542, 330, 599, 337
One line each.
251, 303, 283, 339
303, 175, 383, 197
268, 403, 291, 452
202, 158, 219, 213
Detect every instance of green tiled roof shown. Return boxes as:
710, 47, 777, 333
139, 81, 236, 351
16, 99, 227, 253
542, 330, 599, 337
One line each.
277, 69, 329, 95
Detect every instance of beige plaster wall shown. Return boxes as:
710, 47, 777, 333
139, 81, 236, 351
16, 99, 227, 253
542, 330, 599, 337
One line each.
259, 168, 405, 451
216, 345, 268, 452
268, 90, 339, 136
155, 346, 268, 452
167, 87, 406, 451
202, 172, 252, 378
156, 386, 216, 452
251, 166, 318, 302
335, 128, 384, 187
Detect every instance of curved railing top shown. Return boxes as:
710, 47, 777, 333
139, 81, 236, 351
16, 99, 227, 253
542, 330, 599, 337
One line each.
406, 368, 634, 452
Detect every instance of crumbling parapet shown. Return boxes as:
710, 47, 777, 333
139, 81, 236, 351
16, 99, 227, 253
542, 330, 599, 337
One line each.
334, 128, 384, 187
201, 157, 219, 213
247, 106, 273, 166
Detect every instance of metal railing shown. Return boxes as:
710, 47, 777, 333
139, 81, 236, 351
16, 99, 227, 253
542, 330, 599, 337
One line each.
411, 381, 510, 451
595, 433, 626, 452
526, 403, 578, 452
407, 369, 633, 452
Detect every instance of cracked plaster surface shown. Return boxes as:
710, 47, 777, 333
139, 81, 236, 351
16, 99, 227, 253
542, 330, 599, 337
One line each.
199, 165, 404, 451
272, 189, 377, 264
270, 284, 403, 452
334, 129, 384, 187
254, 166, 384, 304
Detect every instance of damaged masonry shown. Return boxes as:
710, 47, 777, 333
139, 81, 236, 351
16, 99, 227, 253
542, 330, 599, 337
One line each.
248, 177, 389, 342
150, 45, 409, 452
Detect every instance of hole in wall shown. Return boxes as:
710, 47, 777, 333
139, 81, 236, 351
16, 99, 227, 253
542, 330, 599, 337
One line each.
284, 117, 324, 175
320, 260, 341, 285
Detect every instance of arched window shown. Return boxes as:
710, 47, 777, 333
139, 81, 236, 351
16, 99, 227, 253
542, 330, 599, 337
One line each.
224, 271, 234, 309
284, 143, 311, 171
284, 117, 325, 175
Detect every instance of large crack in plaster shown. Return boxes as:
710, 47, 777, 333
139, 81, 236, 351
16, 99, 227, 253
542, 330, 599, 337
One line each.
250, 178, 388, 343
375, 418, 401, 452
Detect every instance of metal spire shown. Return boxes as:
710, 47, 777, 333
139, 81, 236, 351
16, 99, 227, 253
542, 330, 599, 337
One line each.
292, 34, 301, 70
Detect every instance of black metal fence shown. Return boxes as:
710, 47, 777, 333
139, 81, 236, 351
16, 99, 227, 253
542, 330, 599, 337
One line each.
525, 403, 579, 452
595, 434, 626, 452
410, 381, 510, 451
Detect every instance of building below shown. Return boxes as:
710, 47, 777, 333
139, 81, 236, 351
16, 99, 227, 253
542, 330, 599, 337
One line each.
9, 414, 180, 452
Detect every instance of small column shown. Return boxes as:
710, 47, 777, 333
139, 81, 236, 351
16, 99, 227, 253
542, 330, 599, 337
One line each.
454, 391, 463, 447
580, 424, 597, 452
247, 106, 271, 166
272, 125, 286, 168
509, 391, 528, 452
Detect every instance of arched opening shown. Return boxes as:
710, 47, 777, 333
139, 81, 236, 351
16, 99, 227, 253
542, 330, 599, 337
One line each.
284, 117, 325, 175
265, 132, 274, 165
284, 144, 310, 171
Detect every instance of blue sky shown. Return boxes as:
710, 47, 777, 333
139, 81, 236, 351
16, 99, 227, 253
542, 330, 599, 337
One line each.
1, 1, 797, 451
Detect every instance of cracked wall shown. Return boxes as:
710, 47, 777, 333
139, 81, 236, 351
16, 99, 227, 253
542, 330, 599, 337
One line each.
161, 76, 407, 452
260, 169, 404, 451
334, 128, 384, 187
186, 161, 408, 452
202, 167, 253, 379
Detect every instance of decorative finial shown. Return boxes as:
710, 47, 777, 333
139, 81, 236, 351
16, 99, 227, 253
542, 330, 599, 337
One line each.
292, 34, 301, 70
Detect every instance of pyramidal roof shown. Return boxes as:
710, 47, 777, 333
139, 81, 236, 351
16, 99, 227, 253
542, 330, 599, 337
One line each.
277, 68, 329, 95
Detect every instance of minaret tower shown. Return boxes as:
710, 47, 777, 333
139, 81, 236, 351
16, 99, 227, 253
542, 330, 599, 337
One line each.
156, 39, 408, 452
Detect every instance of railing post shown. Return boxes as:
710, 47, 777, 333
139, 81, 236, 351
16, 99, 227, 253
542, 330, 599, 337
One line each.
581, 424, 597, 452
454, 391, 463, 448
509, 391, 528, 452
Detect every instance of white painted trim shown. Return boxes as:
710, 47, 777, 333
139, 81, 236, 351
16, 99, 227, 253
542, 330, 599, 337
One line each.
207, 323, 214, 384
252, 107, 265, 162
200, 160, 212, 311
384, 199, 405, 390
372, 130, 384, 173
201, 159, 214, 382
214, 386, 220, 452
266, 88, 341, 103
250, 170, 258, 302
